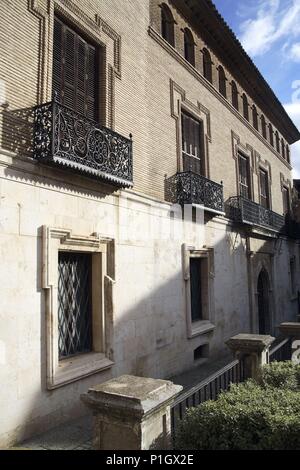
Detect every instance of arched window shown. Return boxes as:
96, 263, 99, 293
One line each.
218, 65, 226, 98
161, 3, 175, 47
231, 81, 239, 110
184, 28, 195, 66
281, 138, 286, 159
269, 123, 274, 147
286, 144, 290, 164
261, 115, 267, 139
275, 131, 280, 153
203, 48, 212, 83
252, 105, 258, 130
242, 94, 249, 121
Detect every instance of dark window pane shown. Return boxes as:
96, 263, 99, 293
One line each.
161, 5, 174, 46
190, 258, 202, 323
58, 252, 92, 359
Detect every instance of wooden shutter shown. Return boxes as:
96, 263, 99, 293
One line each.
282, 187, 289, 214
238, 154, 251, 199
259, 169, 269, 209
181, 112, 201, 174
53, 17, 98, 120
52, 19, 63, 103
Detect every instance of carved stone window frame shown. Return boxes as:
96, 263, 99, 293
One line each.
182, 243, 215, 339
28, 0, 122, 130
42, 226, 115, 389
170, 79, 211, 178
231, 131, 254, 200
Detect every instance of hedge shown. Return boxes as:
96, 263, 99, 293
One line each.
175, 364, 300, 450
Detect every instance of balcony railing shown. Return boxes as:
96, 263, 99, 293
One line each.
226, 196, 286, 233
34, 100, 133, 187
165, 171, 224, 214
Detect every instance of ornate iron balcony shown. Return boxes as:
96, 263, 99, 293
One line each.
226, 196, 286, 233
165, 171, 224, 214
34, 100, 133, 187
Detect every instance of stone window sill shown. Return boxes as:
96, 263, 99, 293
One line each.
188, 320, 215, 339
48, 352, 114, 390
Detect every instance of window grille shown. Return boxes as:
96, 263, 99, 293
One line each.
58, 252, 92, 359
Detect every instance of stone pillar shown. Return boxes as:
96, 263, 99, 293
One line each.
226, 334, 275, 380
81, 375, 183, 450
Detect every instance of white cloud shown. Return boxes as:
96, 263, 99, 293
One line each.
240, 0, 300, 57
289, 43, 300, 62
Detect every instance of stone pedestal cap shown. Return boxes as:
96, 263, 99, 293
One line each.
279, 322, 300, 339
81, 375, 183, 419
226, 334, 275, 354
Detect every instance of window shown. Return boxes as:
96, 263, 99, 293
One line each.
238, 153, 251, 199
184, 28, 195, 66
203, 48, 212, 83
231, 81, 239, 110
282, 186, 290, 215
58, 252, 92, 359
181, 111, 203, 174
183, 245, 215, 339
290, 257, 296, 297
161, 3, 175, 47
261, 115, 267, 139
275, 131, 280, 153
43, 227, 115, 389
269, 123, 274, 147
259, 169, 270, 209
190, 258, 203, 322
218, 66, 226, 98
252, 105, 258, 130
281, 139, 286, 159
242, 94, 249, 121
286, 145, 291, 164
53, 16, 98, 120
194, 344, 209, 361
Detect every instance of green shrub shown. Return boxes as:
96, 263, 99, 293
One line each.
175, 380, 300, 450
258, 361, 300, 390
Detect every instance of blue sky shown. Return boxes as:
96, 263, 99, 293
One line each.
213, 0, 300, 177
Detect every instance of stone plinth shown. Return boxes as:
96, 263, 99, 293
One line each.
226, 334, 275, 379
81, 375, 183, 450
279, 322, 300, 340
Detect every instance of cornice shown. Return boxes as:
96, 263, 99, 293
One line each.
148, 26, 292, 172
171, 0, 300, 144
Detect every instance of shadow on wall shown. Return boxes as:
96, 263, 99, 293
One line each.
0, 159, 298, 447
1, 104, 36, 157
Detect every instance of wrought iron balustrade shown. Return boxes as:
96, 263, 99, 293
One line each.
269, 337, 292, 362
165, 171, 224, 214
34, 100, 133, 187
226, 196, 286, 233
171, 358, 245, 443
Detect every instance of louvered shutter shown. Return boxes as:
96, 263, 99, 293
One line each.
52, 17, 97, 120
64, 27, 76, 110
76, 37, 86, 116
52, 18, 63, 102
86, 45, 97, 120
